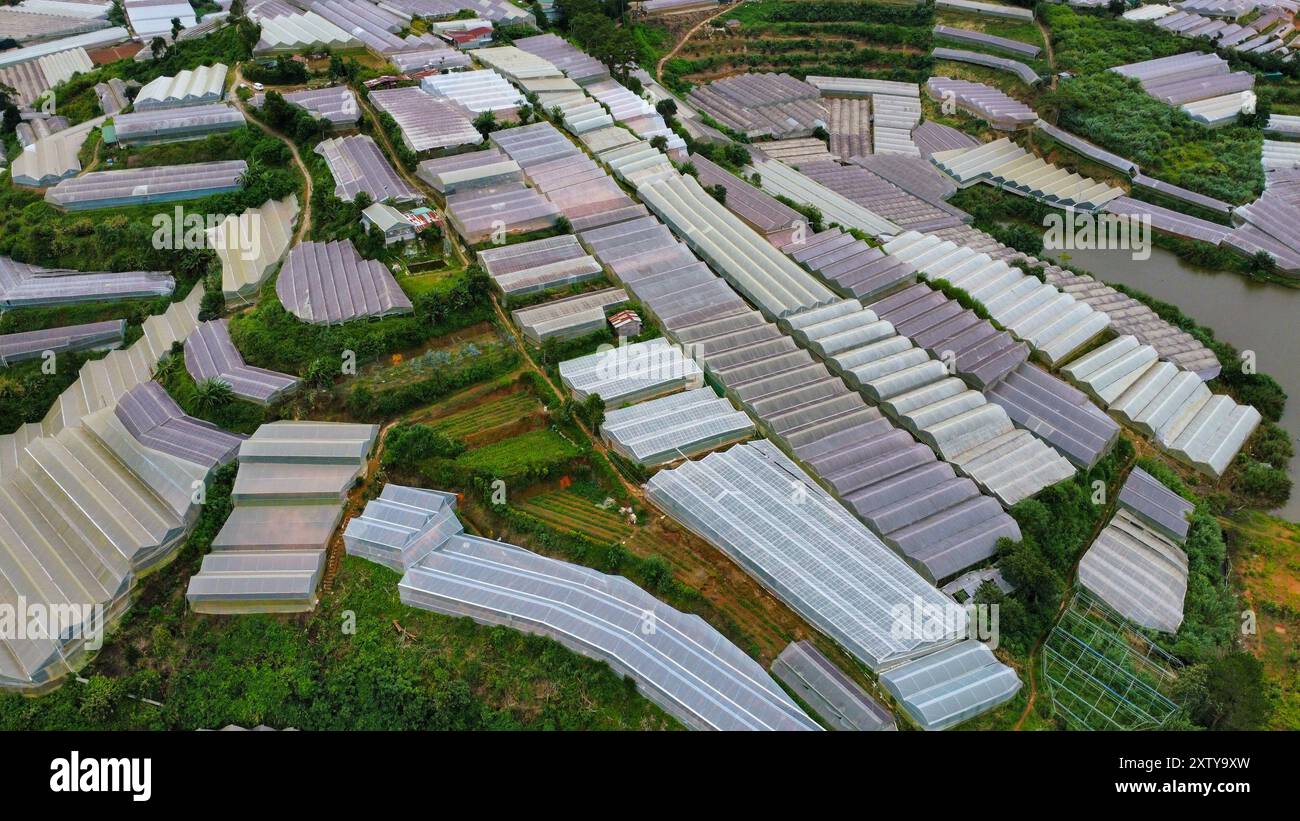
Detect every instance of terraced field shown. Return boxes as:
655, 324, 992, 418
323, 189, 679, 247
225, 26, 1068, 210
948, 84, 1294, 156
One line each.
435, 392, 544, 439
519, 490, 635, 543
664, 0, 934, 88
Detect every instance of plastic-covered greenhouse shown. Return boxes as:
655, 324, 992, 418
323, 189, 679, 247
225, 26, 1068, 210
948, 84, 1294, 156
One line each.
771, 641, 896, 731
599, 387, 754, 466
878, 639, 1022, 730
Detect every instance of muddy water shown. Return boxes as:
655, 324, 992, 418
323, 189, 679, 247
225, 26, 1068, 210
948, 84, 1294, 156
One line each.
1043, 245, 1300, 521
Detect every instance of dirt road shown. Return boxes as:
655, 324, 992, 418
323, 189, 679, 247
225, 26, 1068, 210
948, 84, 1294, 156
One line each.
228, 64, 314, 244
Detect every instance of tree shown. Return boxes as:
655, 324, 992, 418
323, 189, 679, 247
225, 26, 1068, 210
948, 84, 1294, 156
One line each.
472, 109, 499, 138
150, 36, 166, 59
229, 0, 245, 18
580, 394, 605, 429
171, 16, 183, 39
707, 183, 726, 204
1186, 653, 1273, 730
655, 98, 677, 119
649, 134, 667, 151
192, 378, 235, 415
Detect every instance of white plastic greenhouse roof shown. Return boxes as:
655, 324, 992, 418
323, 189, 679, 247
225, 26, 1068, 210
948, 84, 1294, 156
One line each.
45, 159, 247, 211
112, 103, 245, 144
9, 115, 102, 188
0, 8, 108, 45
878, 639, 1021, 730
804, 76, 919, 97
254, 11, 361, 53
1118, 467, 1194, 544
925, 77, 1037, 131
646, 440, 966, 671
277, 239, 413, 325
771, 640, 896, 731
345, 482, 819, 730
931, 138, 1124, 212
0, 26, 126, 68
933, 47, 1041, 86
1079, 509, 1189, 633
750, 158, 902, 238
135, 63, 227, 110
478, 233, 602, 298
314, 135, 422, 204
0, 319, 125, 366
511, 287, 628, 343
470, 45, 564, 82
209, 194, 299, 301
255, 85, 359, 127
559, 337, 703, 406
793, 160, 965, 233
443, 183, 562, 245
368, 87, 482, 153
0, 255, 173, 308
184, 319, 300, 405
513, 32, 610, 85
784, 228, 918, 303
421, 68, 524, 114
687, 73, 826, 140
934, 0, 1032, 20
932, 24, 1042, 58
599, 387, 754, 466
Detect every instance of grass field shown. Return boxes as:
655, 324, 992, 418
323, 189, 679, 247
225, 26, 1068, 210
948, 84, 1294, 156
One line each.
455, 428, 586, 479
435, 392, 545, 439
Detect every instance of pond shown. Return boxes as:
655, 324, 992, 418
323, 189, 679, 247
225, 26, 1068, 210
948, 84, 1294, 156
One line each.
1045, 244, 1300, 521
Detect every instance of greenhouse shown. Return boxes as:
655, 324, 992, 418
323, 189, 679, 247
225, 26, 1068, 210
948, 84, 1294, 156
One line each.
368, 87, 482, 153
932, 47, 1040, 86
645, 440, 967, 671
687, 73, 826, 140
511, 288, 629, 344
770, 641, 896, 731
559, 337, 704, 406
184, 319, 301, 405
0, 255, 174, 308
871, 93, 922, 156
112, 103, 245, 146
276, 239, 413, 325
344, 484, 462, 572
0, 319, 125, 365
443, 183, 562, 245
134, 63, 228, 110
185, 551, 327, 614
824, 97, 870, 160
878, 639, 1021, 731
421, 68, 525, 116
254, 85, 360, 128
253, 11, 361, 54
750, 158, 901, 238
417, 148, 523, 194
932, 25, 1041, 58
882, 231, 1112, 366
314, 135, 422, 204
209, 195, 299, 301
986, 362, 1120, 470
599, 387, 755, 466
793, 160, 966, 233
784, 228, 918, 303
45, 160, 247, 211
691, 153, 804, 247
478, 234, 603, 298
930, 139, 1125, 212
9, 116, 103, 188
1117, 467, 1195, 544
925, 78, 1037, 131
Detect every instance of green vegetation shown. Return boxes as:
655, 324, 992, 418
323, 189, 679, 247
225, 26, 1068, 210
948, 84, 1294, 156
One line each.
154, 349, 268, 435
1043, 5, 1195, 76
0, 350, 110, 434
0, 465, 676, 730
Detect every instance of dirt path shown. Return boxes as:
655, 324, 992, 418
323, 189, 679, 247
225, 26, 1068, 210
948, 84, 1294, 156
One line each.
229, 64, 314, 243
656, 3, 737, 82
1038, 18, 1058, 90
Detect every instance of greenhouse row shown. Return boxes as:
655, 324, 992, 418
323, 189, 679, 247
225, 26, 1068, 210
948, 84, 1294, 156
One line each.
878, 640, 1022, 731
134, 63, 228, 110
368, 87, 482, 153
930, 139, 1125, 212
184, 319, 301, 405
511, 287, 628, 343
1111, 52, 1255, 108
1223, 181, 1300, 275
644, 440, 971, 670
0, 319, 125, 366
750, 158, 902, 237
1062, 335, 1260, 478
210, 195, 299, 301
490, 122, 641, 224
558, 337, 704, 406
784, 228, 918, 302
687, 73, 827, 140
986, 362, 1121, 470
883, 230, 1113, 366
314, 135, 422, 204
0, 377, 241, 692
825, 97, 871, 160
45, 159, 248, 211
276, 239, 413, 325
911, 121, 981, 158
375, 486, 821, 731
924, 78, 1037, 131
112, 103, 246, 146
780, 296, 1076, 506
0, 255, 174, 309
770, 641, 896, 731
599, 387, 755, 467
478, 233, 602, 298
1102, 196, 1232, 245
932, 25, 1042, 58
10, 116, 104, 188
186, 422, 379, 614
753, 138, 837, 166
513, 32, 610, 85
870, 92, 922, 156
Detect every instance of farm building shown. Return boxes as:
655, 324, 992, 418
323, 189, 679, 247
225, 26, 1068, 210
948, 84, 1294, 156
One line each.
276, 239, 413, 325
361, 202, 418, 245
